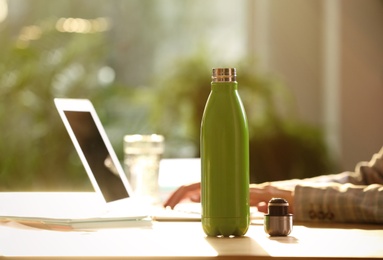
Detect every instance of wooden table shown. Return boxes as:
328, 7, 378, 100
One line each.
0, 192, 382, 259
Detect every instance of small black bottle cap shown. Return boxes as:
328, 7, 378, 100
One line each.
264, 198, 293, 236
268, 198, 289, 216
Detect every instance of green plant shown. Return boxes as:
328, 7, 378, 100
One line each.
0, 18, 152, 190
151, 54, 336, 183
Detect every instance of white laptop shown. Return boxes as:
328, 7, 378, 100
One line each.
54, 98, 146, 211
54, 98, 201, 223
0, 99, 154, 230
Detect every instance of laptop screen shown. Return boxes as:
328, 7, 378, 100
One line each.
63, 110, 129, 202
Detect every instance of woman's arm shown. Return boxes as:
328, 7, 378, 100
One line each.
294, 182, 383, 224
163, 147, 383, 223
293, 147, 383, 223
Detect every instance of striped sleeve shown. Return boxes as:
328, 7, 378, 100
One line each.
294, 183, 383, 224
293, 147, 383, 224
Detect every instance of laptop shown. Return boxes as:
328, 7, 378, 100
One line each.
55, 98, 205, 221
54, 98, 149, 213
0, 99, 155, 230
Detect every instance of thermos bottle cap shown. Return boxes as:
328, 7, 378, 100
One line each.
212, 68, 236, 82
264, 198, 293, 236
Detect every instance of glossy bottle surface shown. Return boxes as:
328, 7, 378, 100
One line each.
200, 68, 250, 237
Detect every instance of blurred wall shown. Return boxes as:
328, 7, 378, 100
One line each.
340, 0, 383, 169
253, 0, 383, 171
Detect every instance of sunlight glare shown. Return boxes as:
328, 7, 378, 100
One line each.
0, 0, 8, 23
56, 17, 110, 34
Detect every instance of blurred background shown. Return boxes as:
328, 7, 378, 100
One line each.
1, 0, 382, 191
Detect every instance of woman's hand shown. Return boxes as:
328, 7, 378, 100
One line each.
163, 181, 294, 214
163, 182, 201, 209
249, 183, 294, 213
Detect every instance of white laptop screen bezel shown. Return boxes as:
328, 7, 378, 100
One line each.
54, 98, 133, 205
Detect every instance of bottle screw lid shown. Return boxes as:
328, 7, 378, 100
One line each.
212, 68, 236, 82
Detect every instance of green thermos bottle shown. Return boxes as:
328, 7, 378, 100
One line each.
201, 68, 250, 237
